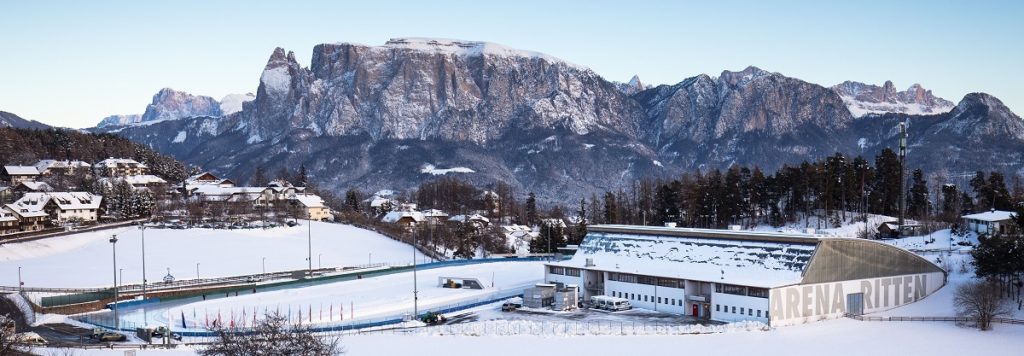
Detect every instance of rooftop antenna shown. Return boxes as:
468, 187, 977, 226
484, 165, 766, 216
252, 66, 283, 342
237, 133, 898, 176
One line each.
898, 120, 908, 232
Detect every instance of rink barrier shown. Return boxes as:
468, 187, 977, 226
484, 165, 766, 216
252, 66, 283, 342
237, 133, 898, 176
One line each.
72, 256, 561, 335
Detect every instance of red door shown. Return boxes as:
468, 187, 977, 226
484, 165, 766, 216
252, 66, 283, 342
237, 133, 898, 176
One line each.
691, 304, 698, 317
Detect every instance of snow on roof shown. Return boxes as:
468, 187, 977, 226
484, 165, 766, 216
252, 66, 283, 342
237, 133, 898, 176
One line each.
186, 172, 220, 183
962, 210, 1017, 222
450, 214, 489, 223
292, 194, 326, 208
421, 209, 448, 218
382, 210, 425, 223
369, 197, 393, 207
123, 175, 167, 185
3, 166, 39, 176
95, 158, 147, 168
34, 159, 90, 172
550, 226, 819, 288
18, 181, 52, 192
11, 192, 102, 212
0, 209, 16, 222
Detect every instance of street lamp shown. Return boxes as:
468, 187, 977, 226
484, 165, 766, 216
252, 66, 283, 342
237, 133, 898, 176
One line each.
109, 234, 119, 330
120, 268, 124, 287
139, 224, 147, 299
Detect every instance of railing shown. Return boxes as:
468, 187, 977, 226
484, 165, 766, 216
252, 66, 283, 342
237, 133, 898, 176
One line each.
845, 314, 1024, 325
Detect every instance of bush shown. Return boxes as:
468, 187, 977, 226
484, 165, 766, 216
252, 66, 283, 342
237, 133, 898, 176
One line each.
200, 312, 343, 356
954, 279, 1011, 330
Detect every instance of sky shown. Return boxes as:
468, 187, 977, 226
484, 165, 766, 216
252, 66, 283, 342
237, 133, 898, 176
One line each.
1, 0, 1022, 128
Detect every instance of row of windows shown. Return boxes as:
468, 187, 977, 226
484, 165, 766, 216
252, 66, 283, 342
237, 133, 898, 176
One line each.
610, 291, 685, 306
714, 283, 769, 298
607, 273, 684, 289
716, 304, 768, 319
548, 266, 581, 277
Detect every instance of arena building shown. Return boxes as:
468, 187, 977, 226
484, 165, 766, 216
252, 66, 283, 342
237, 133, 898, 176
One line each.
544, 225, 946, 326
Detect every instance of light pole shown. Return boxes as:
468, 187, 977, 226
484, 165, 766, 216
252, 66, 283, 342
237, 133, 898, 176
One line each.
196, 263, 200, 280
17, 267, 22, 291
109, 234, 119, 330
307, 217, 312, 275
369, 252, 372, 266
139, 224, 147, 299
318, 253, 322, 269
413, 231, 419, 318
262, 257, 266, 274
119, 268, 124, 287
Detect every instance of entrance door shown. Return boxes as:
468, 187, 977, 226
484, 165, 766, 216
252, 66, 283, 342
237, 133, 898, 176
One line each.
846, 293, 864, 316
691, 304, 698, 317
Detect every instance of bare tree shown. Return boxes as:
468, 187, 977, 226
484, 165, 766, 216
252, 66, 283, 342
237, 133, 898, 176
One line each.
200, 311, 343, 356
955, 279, 1012, 330
0, 314, 29, 356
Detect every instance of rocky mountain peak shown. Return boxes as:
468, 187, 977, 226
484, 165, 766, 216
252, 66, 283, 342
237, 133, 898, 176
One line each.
141, 88, 222, 123
718, 66, 771, 89
615, 75, 647, 95
831, 80, 954, 117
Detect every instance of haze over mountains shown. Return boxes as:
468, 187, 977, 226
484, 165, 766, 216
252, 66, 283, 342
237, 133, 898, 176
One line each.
11, 38, 1023, 202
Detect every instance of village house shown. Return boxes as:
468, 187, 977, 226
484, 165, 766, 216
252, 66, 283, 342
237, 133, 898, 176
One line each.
501, 224, 539, 253
962, 209, 1018, 235
11, 192, 103, 224
93, 158, 149, 177
0, 208, 19, 235
14, 181, 53, 193
291, 193, 333, 221
449, 213, 490, 229
4, 198, 49, 232
382, 204, 426, 228
3, 165, 40, 185
107, 174, 168, 190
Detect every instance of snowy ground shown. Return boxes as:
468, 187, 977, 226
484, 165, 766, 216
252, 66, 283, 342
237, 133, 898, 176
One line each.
0, 222, 429, 288
750, 212, 897, 238
90, 261, 545, 330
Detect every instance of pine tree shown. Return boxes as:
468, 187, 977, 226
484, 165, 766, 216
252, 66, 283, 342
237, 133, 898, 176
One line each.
907, 169, 930, 220
344, 189, 361, 212
251, 166, 268, 187
297, 164, 308, 187
603, 192, 617, 224
572, 198, 587, 245
525, 192, 537, 226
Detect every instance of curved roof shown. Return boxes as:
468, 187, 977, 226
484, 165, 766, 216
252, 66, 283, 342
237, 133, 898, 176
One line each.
799, 238, 945, 285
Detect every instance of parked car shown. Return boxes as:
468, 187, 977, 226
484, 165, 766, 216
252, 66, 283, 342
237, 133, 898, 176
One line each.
501, 297, 523, 312
89, 328, 127, 342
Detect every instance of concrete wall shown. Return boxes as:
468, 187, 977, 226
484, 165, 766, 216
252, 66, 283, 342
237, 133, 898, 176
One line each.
605, 280, 687, 314
769, 272, 945, 326
711, 292, 770, 323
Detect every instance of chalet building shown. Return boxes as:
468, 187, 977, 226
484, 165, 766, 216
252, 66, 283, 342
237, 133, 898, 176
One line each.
4, 200, 48, 232
291, 193, 333, 221
962, 210, 1018, 235
0, 208, 19, 235
100, 174, 168, 191
3, 166, 40, 185
10, 192, 103, 224
449, 214, 490, 228
382, 204, 426, 228
93, 158, 149, 177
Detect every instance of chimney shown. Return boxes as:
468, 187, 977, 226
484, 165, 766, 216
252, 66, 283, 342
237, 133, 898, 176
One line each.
585, 258, 595, 267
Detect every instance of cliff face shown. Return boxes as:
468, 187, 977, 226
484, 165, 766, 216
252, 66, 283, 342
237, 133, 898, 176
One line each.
107, 39, 1024, 203
832, 80, 954, 117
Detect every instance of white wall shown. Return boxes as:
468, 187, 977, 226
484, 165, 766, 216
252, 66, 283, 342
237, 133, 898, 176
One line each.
56, 208, 97, 222
711, 292, 770, 323
545, 271, 583, 287
603, 280, 687, 314
769, 272, 945, 326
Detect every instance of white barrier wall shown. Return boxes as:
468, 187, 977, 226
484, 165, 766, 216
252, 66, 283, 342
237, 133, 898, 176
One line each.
711, 292, 770, 323
769, 272, 945, 326
604, 280, 687, 314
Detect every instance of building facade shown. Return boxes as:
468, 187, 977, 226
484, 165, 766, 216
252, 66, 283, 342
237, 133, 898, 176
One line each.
962, 210, 1017, 235
544, 225, 946, 326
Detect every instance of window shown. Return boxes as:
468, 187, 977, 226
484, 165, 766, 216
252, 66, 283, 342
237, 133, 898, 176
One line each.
747, 287, 769, 299
565, 268, 581, 277
757, 310, 762, 318
637, 276, 658, 285
658, 278, 684, 289
658, 297, 662, 304
740, 307, 744, 315
765, 311, 769, 319
749, 309, 753, 316
719, 284, 747, 296
732, 306, 736, 314
716, 304, 720, 312
548, 266, 565, 275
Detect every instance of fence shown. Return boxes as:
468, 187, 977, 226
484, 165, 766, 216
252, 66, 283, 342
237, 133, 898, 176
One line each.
845, 314, 1024, 325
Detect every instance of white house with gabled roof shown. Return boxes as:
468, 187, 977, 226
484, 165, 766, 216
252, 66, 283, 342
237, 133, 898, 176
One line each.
962, 209, 1018, 235
3, 165, 40, 185
11, 192, 103, 223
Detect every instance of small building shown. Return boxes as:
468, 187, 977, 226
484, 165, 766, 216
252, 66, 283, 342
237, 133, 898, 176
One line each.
291, 193, 333, 221
501, 224, 538, 253
3, 166, 40, 185
93, 158, 149, 177
14, 181, 52, 193
122, 175, 168, 190
4, 201, 49, 232
381, 210, 425, 228
523, 283, 557, 309
0, 208, 19, 235
962, 210, 1018, 235
876, 221, 922, 239
449, 214, 490, 228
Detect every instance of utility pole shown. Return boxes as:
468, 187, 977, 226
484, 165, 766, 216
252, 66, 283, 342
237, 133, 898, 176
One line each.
139, 224, 147, 299
898, 121, 908, 230
413, 230, 420, 318
18, 267, 22, 292
109, 234, 119, 330
307, 216, 312, 275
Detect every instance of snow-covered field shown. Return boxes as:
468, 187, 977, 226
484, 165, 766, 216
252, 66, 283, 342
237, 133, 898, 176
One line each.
106, 261, 544, 329
0, 222, 429, 288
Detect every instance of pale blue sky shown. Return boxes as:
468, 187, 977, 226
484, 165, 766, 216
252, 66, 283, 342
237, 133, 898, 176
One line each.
1, 0, 1021, 128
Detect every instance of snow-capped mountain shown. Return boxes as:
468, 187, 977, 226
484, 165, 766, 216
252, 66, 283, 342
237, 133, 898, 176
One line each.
219, 93, 255, 115
832, 80, 955, 117
96, 114, 142, 127
615, 75, 648, 96
105, 39, 1024, 203
95, 89, 247, 128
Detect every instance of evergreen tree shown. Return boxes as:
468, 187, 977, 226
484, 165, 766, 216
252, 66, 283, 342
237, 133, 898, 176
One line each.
987, 172, 1013, 211
907, 169, 930, 220
344, 189, 361, 212
525, 192, 538, 226
654, 183, 679, 225
571, 198, 587, 245
297, 164, 308, 187
940, 184, 961, 222
603, 192, 617, 224
251, 166, 268, 186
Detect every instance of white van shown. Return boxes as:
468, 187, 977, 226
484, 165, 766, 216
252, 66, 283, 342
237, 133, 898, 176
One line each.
591, 295, 632, 311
